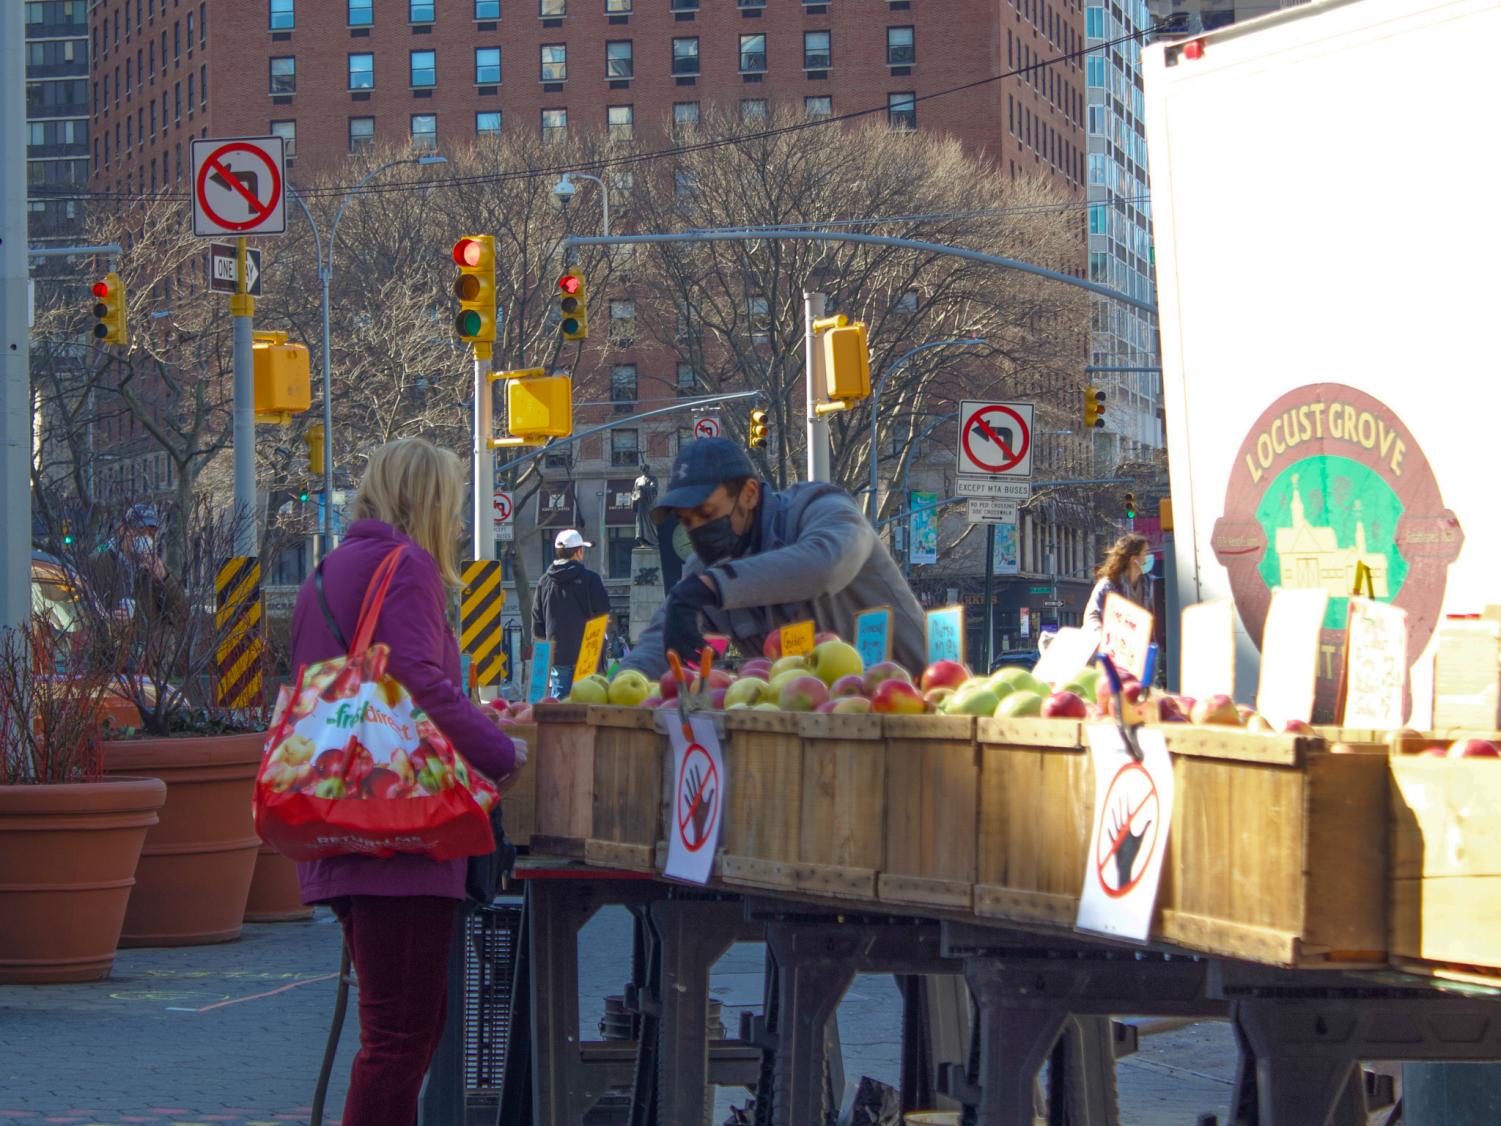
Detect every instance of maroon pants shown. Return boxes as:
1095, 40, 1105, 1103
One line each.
331, 895, 458, 1126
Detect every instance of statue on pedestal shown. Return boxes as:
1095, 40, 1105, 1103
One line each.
631, 461, 658, 549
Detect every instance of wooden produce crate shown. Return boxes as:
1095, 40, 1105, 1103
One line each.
795, 712, 887, 901
878, 714, 979, 912
716, 710, 804, 892
1155, 726, 1388, 968
973, 717, 1089, 927
1389, 730, 1501, 984
498, 722, 538, 847
530, 704, 661, 871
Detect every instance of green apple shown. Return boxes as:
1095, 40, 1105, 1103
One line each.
770, 667, 809, 694
769, 655, 808, 680
724, 676, 774, 708
947, 687, 1000, 717
994, 690, 1043, 718
607, 669, 653, 706
568, 677, 609, 705
808, 639, 864, 686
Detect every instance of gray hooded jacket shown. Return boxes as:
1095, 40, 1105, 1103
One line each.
622, 482, 926, 678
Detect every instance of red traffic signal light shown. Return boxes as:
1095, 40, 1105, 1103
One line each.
91, 280, 112, 300
558, 273, 582, 296
453, 237, 487, 268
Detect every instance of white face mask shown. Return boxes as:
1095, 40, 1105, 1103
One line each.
131, 535, 154, 555
1139, 553, 1155, 576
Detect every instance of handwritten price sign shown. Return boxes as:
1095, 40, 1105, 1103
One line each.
926, 605, 965, 666
1099, 594, 1153, 680
528, 640, 553, 704
575, 613, 610, 680
779, 620, 816, 658
854, 607, 893, 668
1340, 598, 1408, 729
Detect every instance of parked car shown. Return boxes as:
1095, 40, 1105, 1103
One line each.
989, 648, 1041, 674
31, 550, 143, 729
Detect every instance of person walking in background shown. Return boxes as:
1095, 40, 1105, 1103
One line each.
87, 503, 186, 628
288, 438, 523, 1126
532, 528, 611, 696
1084, 532, 1154, 631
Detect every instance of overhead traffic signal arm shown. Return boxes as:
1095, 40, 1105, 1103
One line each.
91, 272, 127, 346
452, 235, 497, 346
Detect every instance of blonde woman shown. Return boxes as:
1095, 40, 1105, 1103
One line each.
1083, 532, 1153, 631
288, 437, 522, 1126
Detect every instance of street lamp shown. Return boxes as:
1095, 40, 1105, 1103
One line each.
868, 337, 984, 518
288, 153, 446, 556
553, 172, 609, 237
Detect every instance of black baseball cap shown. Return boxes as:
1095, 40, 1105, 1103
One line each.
652, 438, 757, 522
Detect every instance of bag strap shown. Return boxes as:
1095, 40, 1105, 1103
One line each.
348, 545, 408, 659
313, 563, 350, 651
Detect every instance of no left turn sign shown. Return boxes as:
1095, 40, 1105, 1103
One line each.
693, 416, 721, 439
493, 490, 513, 521
957, 400, 1033, 478
191, 137, 287, 237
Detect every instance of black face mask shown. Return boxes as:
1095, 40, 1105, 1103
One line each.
688, 490, 752, 565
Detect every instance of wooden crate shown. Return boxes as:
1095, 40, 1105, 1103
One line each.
530, 704, 660, 870
878, 714, 979, 912
795, 712, 887, 900
716, 710, 804, 892
973, 717, 1089, 927
1156, 726, 1388, 968
499, 722, 538, 847
1390, 730, 1501, 984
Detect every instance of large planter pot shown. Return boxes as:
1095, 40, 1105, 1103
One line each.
243, 843, 313, 923
103, 731, 264, 947
0, 776, 166, 983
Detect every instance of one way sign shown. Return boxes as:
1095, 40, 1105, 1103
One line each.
209, 243, 263, 297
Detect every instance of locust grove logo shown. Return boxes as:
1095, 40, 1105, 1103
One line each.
1211, 383, 1464, 719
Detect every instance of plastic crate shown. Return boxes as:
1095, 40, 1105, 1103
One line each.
464, 898, 524, 1096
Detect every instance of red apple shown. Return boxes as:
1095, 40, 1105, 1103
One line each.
1236, 704, 1257, 724
830, 674, 867, 698
1190, 694, 1241, 726
659, 672, 680, 700
1041, 690, 1088, 719
1421, 744, 1450, 756
510, 705, 534, 724
1283, 719, 1315, 735
780, 674, 830, 712
832, 696, 872, 714
921, 660, 971, 694
864, 661, 913, 696
815, 631, 840, 646
1158, 696, 1187, 723
1450, 739, 1501, 758
762, 633, 783, 661
740, 659, 773, 681
815, 699, 841, 713
709, 687, 728, 710
871, 678, 926, 715
640, 696, 663, 709
707, 668, 735, 690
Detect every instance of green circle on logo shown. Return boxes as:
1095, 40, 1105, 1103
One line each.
1254, 455, 1409, 630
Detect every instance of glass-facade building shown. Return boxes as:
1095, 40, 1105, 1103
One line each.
26, 1, 90, 253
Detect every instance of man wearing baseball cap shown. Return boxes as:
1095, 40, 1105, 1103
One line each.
532, 528, 611, 696
620, 438, 926, 678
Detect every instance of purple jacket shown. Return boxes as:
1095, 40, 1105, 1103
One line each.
290, 520, 517, 903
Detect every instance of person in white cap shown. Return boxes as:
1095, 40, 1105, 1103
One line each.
532, 528, 611, 696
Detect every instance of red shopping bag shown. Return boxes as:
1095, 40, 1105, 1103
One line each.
254, 546, 499, 862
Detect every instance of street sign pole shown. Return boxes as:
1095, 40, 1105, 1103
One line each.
804, 290, 830, 483
472, 344, 494, 562
231, 236, 257, 555
983, 523, 996, 671
0, 2, 28, 631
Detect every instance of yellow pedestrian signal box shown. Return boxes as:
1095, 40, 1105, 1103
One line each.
252, 332, 312, 423
1084, 386, 1106, 429
557, 273, 588, 341
91, 272, 127, 346
452, 235, 497, 344
822, 322, 871, 405
305, 423, 326, 476
499, 370, 573, 444
748, 409, 770, 449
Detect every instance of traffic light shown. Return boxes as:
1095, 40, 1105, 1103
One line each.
1083, 386, 1106, 429
822, 322, 871, 405
501, 369, 573, 443
252, 332, 312, 422
452, 235, 497, 344
305, 423, 325, 477
557, 272, 588, 340
1124, 492, 1138, 520
748, 409, 770, 449
298, 485, 311, 504
91, 272, 127, 346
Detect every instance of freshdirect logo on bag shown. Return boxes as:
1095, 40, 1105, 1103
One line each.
326, 699, 413, 741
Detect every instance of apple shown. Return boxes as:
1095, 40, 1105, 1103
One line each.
947, 686, 1000, 717
740, 659, 773, 681
871, 678, 926, 715
753, 701, 781, 711
725, 677, 774, 708
1421, 744, 1450, 756
569, 678, 609, 705
659, 672, 680, 700
1190, 694, 1240, 726
1246, 714, 1276, 734
770, 667, 811, 695
314, 748, 346, 779
1236, 704, 1257, 724
1450, 739, 1501, 758
995, 690, 1043, 718
769, 655, 808, 680
922, 660, 971, 694
640, 696, 664, 709
991, 667, 1049, 697
1282, 718, 1315, 735
709, 687, 728, 710
1041, 691, 1088, 719
706, 668, 735, 690
1157, 696, 1187, 723
762, 633, 783, 661
815, 700, 841, 713
924, 686, 956, 709
510, 704, 534, 724
864, 661, 913, 696
809, 639, 865, 687
832, 696, 872, 714
608, 669, 653, 707
830, 674, 867, 698
780, 674, 830, 712
1061, 681, 1095, 704
815, 631, 840, 646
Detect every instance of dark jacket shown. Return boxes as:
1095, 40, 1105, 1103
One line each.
289, 519, 517, 903
532, 558, 610, 667
622, 483, 927, 678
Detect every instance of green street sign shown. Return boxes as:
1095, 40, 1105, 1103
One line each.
1029, 585, 1050, 594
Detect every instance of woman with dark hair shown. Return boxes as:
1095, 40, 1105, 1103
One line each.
1083, 532, 1153, 631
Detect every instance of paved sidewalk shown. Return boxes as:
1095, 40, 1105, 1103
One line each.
0, 904, 1238, 1125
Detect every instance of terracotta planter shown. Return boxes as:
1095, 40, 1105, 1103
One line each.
0, 776, 166, 983
103, 731, 264, 947
243, 843, 313, 923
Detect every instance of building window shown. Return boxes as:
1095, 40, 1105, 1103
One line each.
804, 95, 832, 119
803, 30, 830, 70
476, 0, 501, 16
609, 300, 636, 345
610, 429, 639, 467
475, 46, 501, 83
349, 115, 375, 150
200, 63, 207, 106
410, 49, 436, 87
185, 10, 193, 50
540, 44, 566, 81
605, 40, 633, 78
185, 72, 194, 113
540, 107, 567, 141
672, 101, 699, 133
607, 527, 633, 580
269, 118, 296, 158
607, 104, 633, 139
477, 110, 502, 135
671, 38, 699, 76
269, 0, 294, 31
676, 363, 698, 396
348, 0, 373, 26
611, 365, 637, 411
606, 0, 631, 10
349, 52, 374, 89
671, 0, 698, 10
887, 25, 915, 65
887, 91, 916, 130
269, 56, 295, 94
740, 98, 766, 123
739, 0, 765, 8
739, 33, 766, 73
410, 0, 435, 21
410, 113, 437, 150
540, 0, 565, 15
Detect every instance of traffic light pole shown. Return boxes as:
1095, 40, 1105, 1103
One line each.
983, 523, 997, 671
231, 237, 257, 556
473, 344, 495, 562
804, 291, 831, 483
0, 1, 29, 631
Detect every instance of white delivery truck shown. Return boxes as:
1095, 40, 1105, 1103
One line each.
1142, 0, 1501, 726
